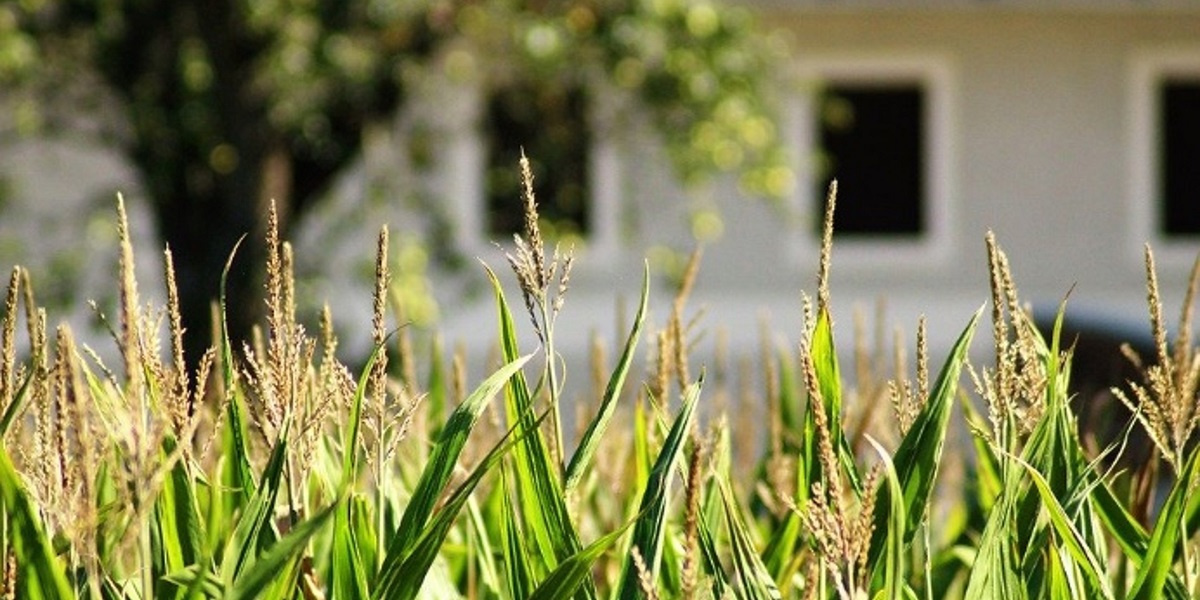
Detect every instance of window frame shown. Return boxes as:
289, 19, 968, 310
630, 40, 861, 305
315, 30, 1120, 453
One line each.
434, 78, 622, 267
1129, 47, 1200, 270
786, 54, 956, 270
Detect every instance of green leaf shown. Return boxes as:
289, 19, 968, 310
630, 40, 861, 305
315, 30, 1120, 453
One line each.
696, 513, 731, 599
332, 495, 371, 600
963, 493, 1026, 600
0, 367, 33, 437
374, 409, 541, 600
804, 307, 862, 498
464, 492, 504, 597
218, 236, 255, 504
0, 444, 74, 599
332, 339, 390, 600
230, 498, 339, 600
529, 517, 638, 600
1010, 454, 1114, 599
162, 564, 224, 598
341, 337, 389, 487
152, 434, 206, 599
717, 477, 782, 600
219, 426, 289, 586
617, 373, 704, 600
484, 265, 590, 594
864, 436, 906, 600
500, 467, 534, 599
1127, 448, 1200, 600
868, 308, 980, 569
565, 262, 649, 494
379, 353, 530, 567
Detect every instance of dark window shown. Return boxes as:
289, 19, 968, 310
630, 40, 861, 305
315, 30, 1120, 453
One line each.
816, 84, 925, 237
484, 81, 590, 239
1160, 78, 1200, 237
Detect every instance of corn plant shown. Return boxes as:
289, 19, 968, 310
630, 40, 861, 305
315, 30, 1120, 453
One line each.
1, 163, 1199, 599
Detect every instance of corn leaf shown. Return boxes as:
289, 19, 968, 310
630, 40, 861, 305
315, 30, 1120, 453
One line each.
152, 434, 205, 600
1127, 448, 1200, 600
694, 420, 733, 598
806, 307, 863, 494
218, 237, 255, 504
616, 373, 703, 599
341, 337, 389, 487
374, 409, 540, 600
328, 338, 390, 600
868, 308, 980, 569
162, 564, 224, 598
1010, 455, 1114, 599
0, 444, 74, 599
864, 436, 906, 600
464, 492, 504, 597
762, 347, 805, 580
717, 478, 782, 600
331, 495, 371, 600
500, 467, 535, 599
376, 350, 528, 571
373, 353, 532, 593
229, 498, 339, 600
0, 368, 33, 436
529, 517, 637, 600
485, 265, 591, 595
960, 396, 1002, 513
219, 425, 289, 586
963, 493, 1027, 600
565, 262, 649, 494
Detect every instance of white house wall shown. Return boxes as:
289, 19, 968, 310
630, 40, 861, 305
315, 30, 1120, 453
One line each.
667, 10, 1200, 360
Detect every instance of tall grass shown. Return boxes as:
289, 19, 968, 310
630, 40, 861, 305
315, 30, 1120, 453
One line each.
1, 167, 1199, 599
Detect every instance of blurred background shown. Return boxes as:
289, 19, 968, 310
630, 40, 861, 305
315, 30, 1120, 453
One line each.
1, 0, 1199, 389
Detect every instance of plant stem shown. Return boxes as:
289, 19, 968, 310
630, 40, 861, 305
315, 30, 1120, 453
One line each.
540, 302, 564, 477
376, 432, 386, 574
141, 503, 153, 599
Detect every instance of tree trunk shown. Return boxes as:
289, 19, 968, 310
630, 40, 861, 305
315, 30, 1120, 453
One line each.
83, 0, 396, 369
151, 142, 291, 369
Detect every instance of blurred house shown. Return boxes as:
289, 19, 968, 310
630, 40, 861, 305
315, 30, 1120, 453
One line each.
2, 1, 1199, 376
398, 1, 1200, 368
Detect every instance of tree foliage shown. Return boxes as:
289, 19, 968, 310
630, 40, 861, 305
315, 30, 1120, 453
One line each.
0, 0, 792, 363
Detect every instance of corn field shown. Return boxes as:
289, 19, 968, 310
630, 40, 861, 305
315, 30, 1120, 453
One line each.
2, 162, 1200, 599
